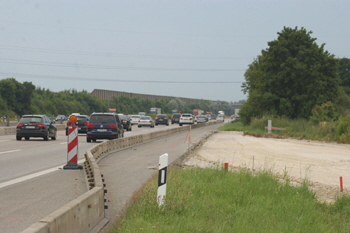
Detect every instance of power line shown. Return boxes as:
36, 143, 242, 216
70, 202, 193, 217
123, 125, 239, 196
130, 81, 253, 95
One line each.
0, 72, 244, 84
0, 44, 253, 60
0, 58, 245, 72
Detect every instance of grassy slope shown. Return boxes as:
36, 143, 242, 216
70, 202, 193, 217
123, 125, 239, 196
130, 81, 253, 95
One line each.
110, 169, 350, 233
108, 120, 350, 232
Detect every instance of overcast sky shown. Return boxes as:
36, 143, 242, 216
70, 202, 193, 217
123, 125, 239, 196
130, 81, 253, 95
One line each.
0, 1, 349, 102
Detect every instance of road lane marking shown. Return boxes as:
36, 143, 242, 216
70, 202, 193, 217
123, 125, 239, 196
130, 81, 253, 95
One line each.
0, 149, 21, 155
0, 158, 85, 189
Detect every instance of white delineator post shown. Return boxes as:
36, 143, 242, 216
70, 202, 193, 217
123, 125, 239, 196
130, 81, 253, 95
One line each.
157, 153, 168, 207
268, 120, 272, 134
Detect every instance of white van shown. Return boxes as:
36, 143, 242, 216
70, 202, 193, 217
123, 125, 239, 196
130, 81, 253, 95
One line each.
216, 114, 224, 121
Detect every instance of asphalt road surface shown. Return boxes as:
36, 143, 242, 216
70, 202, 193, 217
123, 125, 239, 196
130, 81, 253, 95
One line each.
0, 122, 222, 233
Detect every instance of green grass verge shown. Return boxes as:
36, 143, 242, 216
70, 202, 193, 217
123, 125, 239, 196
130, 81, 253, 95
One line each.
219, 117, 339, 142
109, 168, 350, 233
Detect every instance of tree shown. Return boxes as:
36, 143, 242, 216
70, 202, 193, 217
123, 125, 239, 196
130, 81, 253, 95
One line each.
0, 78, 35, 115
167, 98, 187, 112
241, 27, 340, 123
338, 58, 350, 94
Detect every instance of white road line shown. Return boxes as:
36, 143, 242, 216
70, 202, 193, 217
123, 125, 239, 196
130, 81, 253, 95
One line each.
0, 149, 21, 155
0, 140, 10, 143
0, 158, 85, 189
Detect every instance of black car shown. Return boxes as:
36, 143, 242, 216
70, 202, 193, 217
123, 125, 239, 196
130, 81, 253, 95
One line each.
65, 115, 90, 135
155, 114, 169, 126
171, 113, 181, 124
16, 115, 57, 141
119, 114, 132, 131
86, 112, 124, 142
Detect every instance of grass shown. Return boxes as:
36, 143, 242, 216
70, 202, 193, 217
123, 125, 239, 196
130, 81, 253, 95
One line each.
107, 118, 350, 232
109, 168, 350, 233
219, 117, 338, 142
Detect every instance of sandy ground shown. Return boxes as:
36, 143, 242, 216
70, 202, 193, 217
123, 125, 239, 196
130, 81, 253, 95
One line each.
184, 131, 350, 203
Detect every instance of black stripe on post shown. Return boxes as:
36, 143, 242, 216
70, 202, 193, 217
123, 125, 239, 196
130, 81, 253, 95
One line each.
158, 167, 167, 187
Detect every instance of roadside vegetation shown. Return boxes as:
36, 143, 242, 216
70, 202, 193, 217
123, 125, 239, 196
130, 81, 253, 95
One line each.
219, 116, 350, 143
0, 78, 235, 118
106, 26, 350, 232
109, 168, 350, 232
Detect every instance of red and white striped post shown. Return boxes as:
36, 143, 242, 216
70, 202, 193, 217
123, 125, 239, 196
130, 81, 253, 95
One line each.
64, 115, 82, 170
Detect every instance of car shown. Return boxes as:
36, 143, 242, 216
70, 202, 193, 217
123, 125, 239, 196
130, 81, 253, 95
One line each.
119, 114, 132, 131
16, 114, 57, 141
171, 113, 181, 124
155, 114, 169, 126
130, 115, 141, 125
179, 113, 195, 126
138, 112, 146, 116
55, 115, 67, 122
217, 114, 225, 121
211, 114, 216, 120
197, 115, 208, 123
65, 115, 90, 135
86, 112, 124, 142
138, 116, 155, 128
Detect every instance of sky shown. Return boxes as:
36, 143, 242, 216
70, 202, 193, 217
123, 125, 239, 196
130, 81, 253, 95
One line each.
0, 1, 349, 103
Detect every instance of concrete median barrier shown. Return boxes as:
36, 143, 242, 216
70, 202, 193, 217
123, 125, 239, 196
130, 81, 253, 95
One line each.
21, 121, 220, 233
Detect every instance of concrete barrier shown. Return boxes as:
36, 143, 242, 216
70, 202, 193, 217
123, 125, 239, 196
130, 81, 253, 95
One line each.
21, 121, 220, 233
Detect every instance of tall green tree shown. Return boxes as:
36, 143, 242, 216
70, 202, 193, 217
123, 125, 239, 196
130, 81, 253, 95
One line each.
241, 27, 340, 124
0, 78, 35, 115
338, 58, 350, 94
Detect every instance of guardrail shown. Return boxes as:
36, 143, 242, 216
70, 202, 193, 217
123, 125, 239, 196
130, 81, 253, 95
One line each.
21, 121, 219, 233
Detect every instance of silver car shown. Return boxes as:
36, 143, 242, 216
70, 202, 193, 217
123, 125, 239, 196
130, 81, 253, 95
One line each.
179, 113, 195, 126
138, 116, 155, 128
197, 115, 208, 123
130, 115, 141, 125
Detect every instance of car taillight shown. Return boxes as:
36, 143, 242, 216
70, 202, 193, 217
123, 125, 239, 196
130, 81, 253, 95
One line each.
164, 118, 168, 120
17, 123, 24, 128
155, 118, 158, 120
88, 124, 96, 128
108, 124, 117, 129
37, 124, 46, 128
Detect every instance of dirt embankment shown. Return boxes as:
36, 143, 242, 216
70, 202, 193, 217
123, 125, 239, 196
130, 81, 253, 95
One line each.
183, 131, 350, 203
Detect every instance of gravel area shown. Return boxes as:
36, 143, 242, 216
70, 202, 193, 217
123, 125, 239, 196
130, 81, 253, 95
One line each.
184, 131, 350, 203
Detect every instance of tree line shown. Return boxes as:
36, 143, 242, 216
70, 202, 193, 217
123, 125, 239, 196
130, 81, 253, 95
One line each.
0, 78, 237, 118
240, 26, 350, 125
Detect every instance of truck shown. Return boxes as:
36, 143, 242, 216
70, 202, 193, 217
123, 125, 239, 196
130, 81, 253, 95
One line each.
149, 108, 161, 114
192, 109, 204, 116
231, 109, 240, 121
234, 109, 240, 117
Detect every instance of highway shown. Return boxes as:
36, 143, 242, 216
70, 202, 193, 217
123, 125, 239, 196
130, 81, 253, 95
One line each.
0, 122, 221, 233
